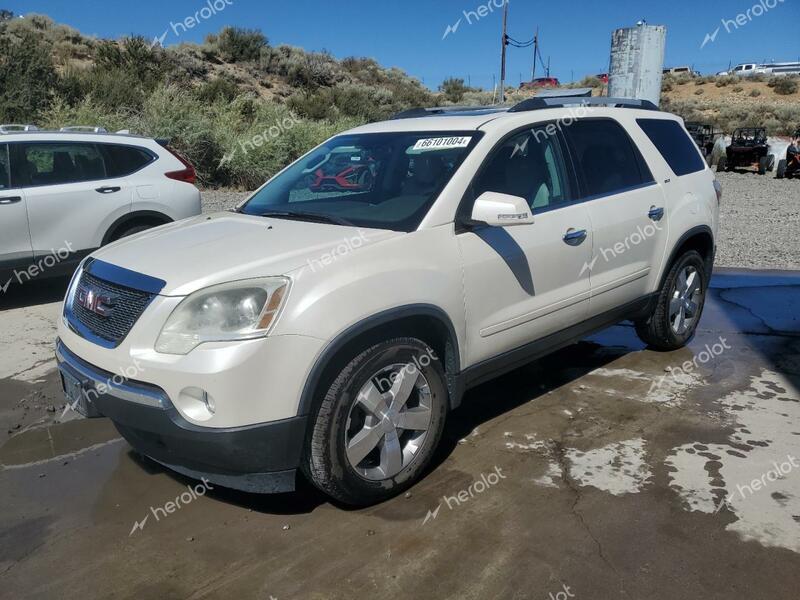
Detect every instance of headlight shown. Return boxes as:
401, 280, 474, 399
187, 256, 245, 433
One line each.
155, 277, 290, 355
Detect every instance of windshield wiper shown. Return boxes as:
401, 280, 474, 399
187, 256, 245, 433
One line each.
257, 210, 353, 226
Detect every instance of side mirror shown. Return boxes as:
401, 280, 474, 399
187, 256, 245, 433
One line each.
470, 191, 534, 227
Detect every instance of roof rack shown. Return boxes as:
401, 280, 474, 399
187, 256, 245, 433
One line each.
0, 124, 39, 133
391, 106, 507, 120
60, 126, 108, 133
508, 97, 659, 113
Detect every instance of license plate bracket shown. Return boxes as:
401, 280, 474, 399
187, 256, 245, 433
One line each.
60, 369, 101, 418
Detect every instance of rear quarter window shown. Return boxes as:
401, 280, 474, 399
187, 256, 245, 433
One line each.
102, 144, 156, 177
637, 119, 706, 176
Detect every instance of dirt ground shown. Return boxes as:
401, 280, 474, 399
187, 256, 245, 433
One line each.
1, 268, 799, 600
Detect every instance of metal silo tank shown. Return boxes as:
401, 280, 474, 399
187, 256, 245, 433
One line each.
608, 23, 667, 106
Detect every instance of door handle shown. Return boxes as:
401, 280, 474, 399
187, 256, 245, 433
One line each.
563, 228, 588, 246
648, 206, 665, 221
0, 196, 21, 205
95, 186, 121, 194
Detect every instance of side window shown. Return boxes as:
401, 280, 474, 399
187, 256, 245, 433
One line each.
103, 144, 155, 177
14, 142, 107, 187
0, 144, 9, 190
637, 118, 706, 176
564, 119, 653, 198
472, 127, 572, 211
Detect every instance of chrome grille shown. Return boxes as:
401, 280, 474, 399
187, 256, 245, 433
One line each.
69, 271, 155, 346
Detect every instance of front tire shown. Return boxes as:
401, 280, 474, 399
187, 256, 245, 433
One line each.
635, 250, 708, 351
303, 338, 448, 506
776, 159, 787, 179
717, 156, 727, 173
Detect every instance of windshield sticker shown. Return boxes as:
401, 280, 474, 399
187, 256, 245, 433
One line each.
411, 136, 472, 151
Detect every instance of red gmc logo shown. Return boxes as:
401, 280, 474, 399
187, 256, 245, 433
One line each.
77, 286, 117, 318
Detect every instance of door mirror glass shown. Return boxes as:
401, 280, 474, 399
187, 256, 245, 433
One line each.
470, 191, 535, 226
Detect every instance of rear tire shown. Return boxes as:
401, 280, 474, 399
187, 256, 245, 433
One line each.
302, 337, 448, 506
635, 250, 708, 351
758, 156, 769, 175
776, 159, 787, 179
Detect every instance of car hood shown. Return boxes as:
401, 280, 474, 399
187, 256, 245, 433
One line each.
90, 212, 402, 296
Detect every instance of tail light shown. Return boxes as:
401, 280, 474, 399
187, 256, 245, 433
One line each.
713, 179, 722, 204
163, 146, 197, 184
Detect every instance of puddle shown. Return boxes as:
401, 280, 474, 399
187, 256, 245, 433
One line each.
666, 369, 800, 553
566, 438, 652, 496
0, 418, 121, 468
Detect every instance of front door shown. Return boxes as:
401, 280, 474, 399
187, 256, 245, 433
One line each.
457, 127, 593, 367
0, 143, 33, 273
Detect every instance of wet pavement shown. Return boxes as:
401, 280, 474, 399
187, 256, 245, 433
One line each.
1, 268, 799, 599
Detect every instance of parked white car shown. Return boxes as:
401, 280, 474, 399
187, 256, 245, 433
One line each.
55, 99, 720, 505
0, 126, 201, 287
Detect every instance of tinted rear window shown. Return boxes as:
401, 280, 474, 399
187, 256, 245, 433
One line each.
13, 142, 107, 186
103, 144, 155, 177
637, 119, 706, 176
0, 144, 9, 190
564, 119, 654, 198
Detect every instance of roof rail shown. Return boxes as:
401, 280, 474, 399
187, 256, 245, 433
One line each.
0, 124, 39, 133
391, 105, 507, 120
508, 97, 659, 113
60, 126, 108, 133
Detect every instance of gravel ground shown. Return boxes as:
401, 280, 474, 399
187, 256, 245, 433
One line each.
715, 170, 800, 269
200, 170, 800, 270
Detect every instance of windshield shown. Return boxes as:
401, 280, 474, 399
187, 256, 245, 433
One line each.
239, 131, 481, 231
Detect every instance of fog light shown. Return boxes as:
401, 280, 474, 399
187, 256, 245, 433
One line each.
202, 390, 216, 414
178, 386, 216, 421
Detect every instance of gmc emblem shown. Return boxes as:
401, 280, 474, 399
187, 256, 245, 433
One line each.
77, 286, 117, 318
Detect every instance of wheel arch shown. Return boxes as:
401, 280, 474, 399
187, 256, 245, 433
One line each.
660, 225, 715, 290
102, 210, 173, 245
297, 304, 463, 421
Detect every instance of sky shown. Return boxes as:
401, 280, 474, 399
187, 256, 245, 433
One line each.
5, 0, 800, 89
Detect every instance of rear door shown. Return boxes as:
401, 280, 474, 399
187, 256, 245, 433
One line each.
11, 141, 134, 258
0, 142, 33, 274
563, 118, 669, 316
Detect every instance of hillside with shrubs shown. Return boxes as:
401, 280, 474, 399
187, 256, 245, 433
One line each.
1, 10, 798, 189
0, 11, 433, 189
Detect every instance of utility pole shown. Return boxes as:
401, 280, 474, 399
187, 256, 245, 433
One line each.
546, 56, 551, 78
531, 27, 539, 81
499, 0, 508, 102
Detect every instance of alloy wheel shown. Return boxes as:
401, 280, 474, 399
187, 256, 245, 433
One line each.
669, 265, 702, 335
344, 362, 433, 481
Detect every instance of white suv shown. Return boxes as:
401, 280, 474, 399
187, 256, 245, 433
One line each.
55, 99, 720, 505
0, 126, 201, 287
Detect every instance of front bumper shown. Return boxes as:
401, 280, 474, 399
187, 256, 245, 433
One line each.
56, 339, 307, 493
